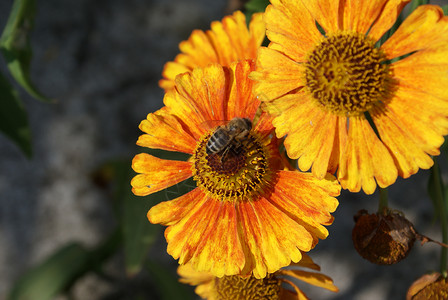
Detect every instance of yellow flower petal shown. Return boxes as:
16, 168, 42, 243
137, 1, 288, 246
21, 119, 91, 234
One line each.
381, 5, 448, 59
267, 92, 341, 179
237, 198, 306, 278
305, 0, 342, 34
165, 196, 245, 277
227, 59, 259, 120
280, 269, 339, 292
159, 11, 265, 91
174, 64, 228, 122
208, 11, 263, 66
343, 0, 397, 34
371, 104, 434, 178
159, 62, 190, 91
338, 116, 398, 194
147, 188, 203, 226
162, 90, 207, 140
137, 108, 197, 154
289, 253, 321, 271
282, 278, 310, 300
177, 264, 215, 299
270, 171, 339, 240
391, 44, 448, 101
131, 153, 193, 196
265, 0, 321, 61
251, 47, 306, 100
368, 0, 411, 42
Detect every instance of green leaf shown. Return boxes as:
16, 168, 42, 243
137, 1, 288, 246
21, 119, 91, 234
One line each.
245, 0, 270, 12
120, 160, 161, 276
0, 72, 32, 157
0, 0, 52, 102
442, 5, 448, 16
110, 157, 161, 277
409, 0, 430, 13
8, 243, 91, 300
428, 160, 445, 222
244, 0, 270, 25
146, 261, 195, 300
8, 229, 121, 300
99, 148, 195, 276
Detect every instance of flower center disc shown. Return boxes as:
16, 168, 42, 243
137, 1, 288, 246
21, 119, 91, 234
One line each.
192, 130, 270, 201
305, 32, 391, 116
215, 274, 281, 300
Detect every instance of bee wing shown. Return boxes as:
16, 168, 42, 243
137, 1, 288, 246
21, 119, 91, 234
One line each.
199, 119, 230, 131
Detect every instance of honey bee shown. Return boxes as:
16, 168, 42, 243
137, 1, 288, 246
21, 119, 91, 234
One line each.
206, 117, 252, 162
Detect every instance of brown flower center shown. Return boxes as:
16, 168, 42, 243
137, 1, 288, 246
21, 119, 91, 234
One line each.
214, 274, 282, 300
192, 130, 272, 201
305, 32, 392, 116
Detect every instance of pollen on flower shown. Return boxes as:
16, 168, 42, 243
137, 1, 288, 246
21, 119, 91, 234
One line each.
192, 130, 272, 201
304, 32, 393, 116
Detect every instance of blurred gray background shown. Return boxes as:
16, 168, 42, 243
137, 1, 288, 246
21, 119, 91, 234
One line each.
0, 0, 447, 299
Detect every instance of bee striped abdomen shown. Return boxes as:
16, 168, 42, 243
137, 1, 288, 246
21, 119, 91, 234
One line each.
206, 128, 231, 155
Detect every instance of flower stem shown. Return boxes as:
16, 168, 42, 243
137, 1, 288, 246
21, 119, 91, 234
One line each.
378, 187, 389, 214
432, 158, 448, 278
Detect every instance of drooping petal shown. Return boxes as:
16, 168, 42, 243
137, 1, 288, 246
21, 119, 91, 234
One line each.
137, 107, 197, 154
338, 116, 398, 194
131, 153, 193, 196
371, 104, 434, 179
381, 5, 448, 59
163, 195, 245, 277
237, 197, 312, 279
281, 278, 310, 300
177, 263, 214, 286
177, 264, 216, 300
280, 269, 339, 292
265, 0, 322, 62
289, 253, 321, 271
251, 47, 306, 100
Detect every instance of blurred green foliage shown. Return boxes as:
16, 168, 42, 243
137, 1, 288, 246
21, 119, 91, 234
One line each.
0, 0, 52, 158
0, 73, 31, 157
0, 0, 51, 103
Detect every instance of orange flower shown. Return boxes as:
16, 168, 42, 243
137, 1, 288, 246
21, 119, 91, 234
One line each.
250, 0, 448, 194
178, 253, 339, 300
132, 60, 340, 278
159, 10, 265, 91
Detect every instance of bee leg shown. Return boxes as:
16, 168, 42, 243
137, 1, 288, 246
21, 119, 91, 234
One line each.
220, 146, 230, 164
